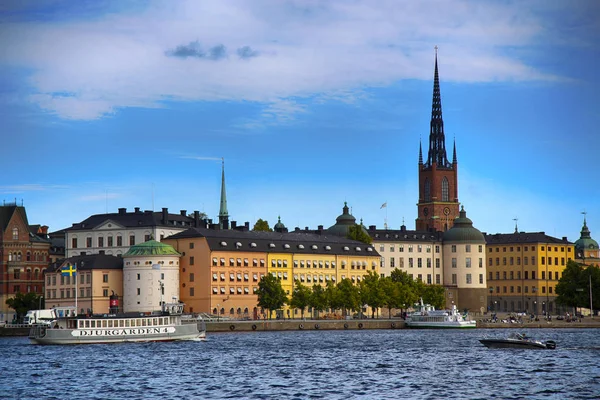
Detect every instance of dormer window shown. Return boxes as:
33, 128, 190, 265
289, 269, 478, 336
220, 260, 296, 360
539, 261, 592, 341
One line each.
343, 246, 350, 251
250, 243, 257, 248
269, 243, 276, 248
220, 241, 227, 247
236, 242, 242, 247
284, 244, 290, 249
298, 244, 305, 249
311, 245, 318, 250
325, 245, 331, 251
367, 247, 373, 252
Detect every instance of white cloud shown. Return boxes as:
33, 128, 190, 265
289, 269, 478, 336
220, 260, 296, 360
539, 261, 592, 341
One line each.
0, 0, 568, 120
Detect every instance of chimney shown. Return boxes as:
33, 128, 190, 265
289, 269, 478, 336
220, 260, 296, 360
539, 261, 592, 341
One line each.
180, 210, 187, 217
231, 221, 237, 229
118, 208, 126, 215
295, 227, 300, 232
305, 226, 309, 231
134, 207, 141, 214
369, 225, 376, 231
318, 225, 323, 231
194, 211, 200, 227
245, 222, 250, 229
162, 208, 168, 224
562, 236, 568, 242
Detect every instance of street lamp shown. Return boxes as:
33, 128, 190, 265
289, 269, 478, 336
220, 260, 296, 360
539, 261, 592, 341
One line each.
489, 287, 494, 312
217, 304, 220, 322
532, 287, 537, 318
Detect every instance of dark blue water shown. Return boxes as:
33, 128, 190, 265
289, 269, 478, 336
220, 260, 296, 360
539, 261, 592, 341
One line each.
2, 329, 600, 399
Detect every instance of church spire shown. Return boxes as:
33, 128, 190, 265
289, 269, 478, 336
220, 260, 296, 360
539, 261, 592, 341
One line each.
418, 139, 423, 165
218, 158, 229, 229
452, 138, 457, 164
426, 46, 450, 168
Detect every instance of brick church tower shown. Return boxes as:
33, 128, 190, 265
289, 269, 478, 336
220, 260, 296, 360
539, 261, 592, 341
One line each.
416, 49, 459, 232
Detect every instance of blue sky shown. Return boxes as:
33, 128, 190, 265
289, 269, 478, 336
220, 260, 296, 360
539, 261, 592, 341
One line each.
0, 0, 599, 242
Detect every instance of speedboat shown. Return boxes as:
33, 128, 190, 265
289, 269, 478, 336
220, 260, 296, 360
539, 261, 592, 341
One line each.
480, 332, 556, 349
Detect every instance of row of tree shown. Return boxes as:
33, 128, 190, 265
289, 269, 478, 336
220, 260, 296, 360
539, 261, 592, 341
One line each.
257, 269, 445, 319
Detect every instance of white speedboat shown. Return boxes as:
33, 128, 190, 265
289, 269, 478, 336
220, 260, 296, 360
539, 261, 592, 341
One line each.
29, 303, 206, 345
405, 299, 477, 329
480, 332, 556, 349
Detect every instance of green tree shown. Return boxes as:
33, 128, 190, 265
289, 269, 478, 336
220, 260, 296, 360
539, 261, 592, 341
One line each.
359, 271, 386, 318
6, 292, 42, 322
290, 281, 312, 319
253, 218, 272, 232
556, 261, 600, 314
310, 284, 327, 319
256, 274, 287, 319
336, 278, 361, 317
325, 281, 343, 314
346, 224, 373, 244
381, 277, 404, 317
421, 284, 446, 310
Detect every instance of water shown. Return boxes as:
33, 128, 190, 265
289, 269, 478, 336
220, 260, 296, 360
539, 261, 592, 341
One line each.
2, 328, 600, 399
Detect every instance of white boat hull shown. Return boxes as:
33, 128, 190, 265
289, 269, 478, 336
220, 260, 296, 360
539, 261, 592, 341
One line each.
406, 321, 477, 329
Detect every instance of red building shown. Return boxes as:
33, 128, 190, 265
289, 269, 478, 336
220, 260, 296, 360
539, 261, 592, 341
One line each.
0, 202, 50, 322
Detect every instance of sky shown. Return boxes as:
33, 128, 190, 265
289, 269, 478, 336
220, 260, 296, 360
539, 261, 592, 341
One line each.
0, 0, 599, 243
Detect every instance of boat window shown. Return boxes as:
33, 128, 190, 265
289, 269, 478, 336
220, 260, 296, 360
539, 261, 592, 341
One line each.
79, 320, 84, 328
91, 321, 96, 328
108, 320, 113, 328
119, 320, 124, 328
142, 319, 147, 327
125, 320, 130, 327
158, 318, 162, 326
164, 317, 169, 325
153, 318, 158, 326
85, 320, 90, 328
102, 320, 107, 328
136, 319, 142, 327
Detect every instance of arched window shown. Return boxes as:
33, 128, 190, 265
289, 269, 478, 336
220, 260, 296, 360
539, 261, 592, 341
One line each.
27, 252, 31, 261
424, 178, 431, 202
12, 227, 18, 240
442, 177, 449, 202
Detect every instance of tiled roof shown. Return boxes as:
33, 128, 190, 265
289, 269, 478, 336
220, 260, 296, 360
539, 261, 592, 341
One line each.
484, 232, 572, 245
48, 254, 123, 273
165, 228, 379, 257
0, 205, 29, 232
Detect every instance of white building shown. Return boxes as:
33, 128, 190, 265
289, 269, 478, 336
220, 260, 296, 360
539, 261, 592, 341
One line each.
65, 207, 204, 257
122, 240, 181, 313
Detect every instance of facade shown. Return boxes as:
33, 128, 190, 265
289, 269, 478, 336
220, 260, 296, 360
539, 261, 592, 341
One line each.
122, 240, 181, 313
45, 254, 123, 315
65, 207, 204, 257
416, 51, 460, 232
368, 225, 443, 284
484, 231, 574, 315
442, 207, 487, 313
163, 228, 380, 319
574, 215, 599, 267
0, 203, 50, 322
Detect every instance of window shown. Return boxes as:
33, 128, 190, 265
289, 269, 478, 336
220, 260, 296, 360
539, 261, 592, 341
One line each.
466, 274, 472, 284
103, 289, 108, 297
107, 236, 113, 247
479, 274, 483, 284
427, 258, 431, 268
190, 273, 194, 282
424, 178, 431, 201
451, 258, 457, 268
12, 227, 18, 240
137, 288, 141, 295
478, 245, 483, 253
130, 235, 135, 246
451, 273, 457, 285
190, 256, 195, 266
137, 274, 141, 280
390, 246, 395, 252
144, 234, 151, 242
479, 258, 483, 268
409, 258, 414, 268
103, 274, 109, 283
72, 238, 78, 248
441, 177, 449, 201
189, 242, 194, 249
117, 236, 123, 246
451, 245, 457, 253
417, 245, 422, 253
390, 257, 395, 268
466, 257, 471, 268
417, 258, 422, 268
190, 287, 194, 296
98, 237, 104, 248
465, 244, 471, 253
86, 237, 92, 248
408, 245, 413, 253
14, 270, 20, 279
435, 259, 440, 268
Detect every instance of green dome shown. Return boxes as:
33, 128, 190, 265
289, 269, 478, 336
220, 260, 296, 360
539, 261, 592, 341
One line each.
274, 216, 286, 230
442, 206, 485, 243
575, 218, 598, 251
124, 239, 181, 257
327, 202, 357, 236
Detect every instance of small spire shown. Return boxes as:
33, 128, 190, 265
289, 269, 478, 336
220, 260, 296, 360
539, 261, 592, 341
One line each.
513, 217, 519, 233
418, 139, 423, 165
218, 158, 229, 228
580, 211, 591, 238
452, 137, 457, 164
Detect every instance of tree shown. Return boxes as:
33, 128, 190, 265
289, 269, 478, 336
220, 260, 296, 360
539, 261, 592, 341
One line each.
256, 274, 287, 319
325, 281, 343, 314
290, 281, 312, 319
310, 284, 327, 319
6, 292, 42, 322
253, 218, 272, 232
346, 224, 372, 244
421, 284, 446, 310
336, 278, 361, 317
556, 261, 600, 314
359, 271, 386, 318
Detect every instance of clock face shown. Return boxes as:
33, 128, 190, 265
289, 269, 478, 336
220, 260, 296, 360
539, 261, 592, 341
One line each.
423, 207, 429, 216
443, 207, 450, 216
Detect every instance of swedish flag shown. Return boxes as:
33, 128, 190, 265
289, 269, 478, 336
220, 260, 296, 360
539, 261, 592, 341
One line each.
61, 264, 77, 277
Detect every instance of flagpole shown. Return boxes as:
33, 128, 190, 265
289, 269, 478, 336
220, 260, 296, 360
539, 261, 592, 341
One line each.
75, 263, 78, 315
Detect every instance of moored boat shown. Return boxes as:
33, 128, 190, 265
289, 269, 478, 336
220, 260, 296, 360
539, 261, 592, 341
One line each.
480, 332, 556, 349
405, 299, 477, 329
29, 303, 206, 345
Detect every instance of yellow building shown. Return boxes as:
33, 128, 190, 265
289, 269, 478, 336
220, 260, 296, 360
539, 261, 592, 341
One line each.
484, 231, 574, 315
164, 227, 380, 320
45, 254, 123, 315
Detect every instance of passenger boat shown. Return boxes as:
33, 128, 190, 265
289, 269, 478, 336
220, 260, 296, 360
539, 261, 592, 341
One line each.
480, 332, 556, 349
405, 299, 477, 329
29, 303, 206, 345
